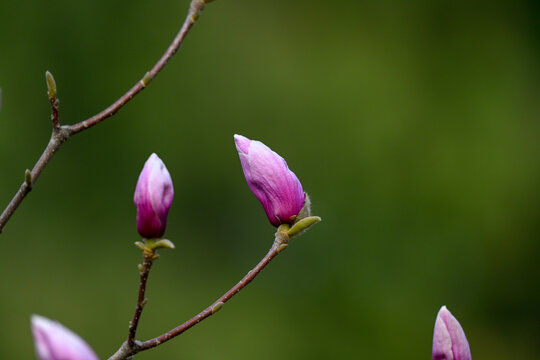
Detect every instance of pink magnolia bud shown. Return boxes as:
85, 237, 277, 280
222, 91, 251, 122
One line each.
433, 306, 472, 360
234, 134, 305, 227
134, 153, 174, 239
31, 315, 99, 360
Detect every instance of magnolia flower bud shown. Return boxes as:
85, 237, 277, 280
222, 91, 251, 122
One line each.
234, 134, 305, 227
31, 315, 99, 360
433, 306, 472, 360
134, 153, 174, 239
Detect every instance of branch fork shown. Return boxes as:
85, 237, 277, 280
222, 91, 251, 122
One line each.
0, 0, 212, 234
0, 1, 326, 359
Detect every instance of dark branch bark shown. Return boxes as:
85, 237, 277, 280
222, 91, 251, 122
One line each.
127, 252, 155, 347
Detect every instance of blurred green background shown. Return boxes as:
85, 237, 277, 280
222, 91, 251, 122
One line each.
0, 0, 538, 358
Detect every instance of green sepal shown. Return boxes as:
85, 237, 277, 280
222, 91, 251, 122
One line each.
135, 239, 175, 253
150, 239, 175, 250
287, 216, 321, 238
135, 241, 146, 251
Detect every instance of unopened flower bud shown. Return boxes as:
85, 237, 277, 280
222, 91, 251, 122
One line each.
31, 315, 99, 360
432, 306, 472, 360
134, 153, 174, 239
234, 134, 305, 227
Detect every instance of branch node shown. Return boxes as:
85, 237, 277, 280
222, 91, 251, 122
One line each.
189, 0, 207, 21
211, 302, 224, 314
275, 224, 291, 245
140, 72, 153, 88
25, 170, 33, 190
277, 243, 288, 253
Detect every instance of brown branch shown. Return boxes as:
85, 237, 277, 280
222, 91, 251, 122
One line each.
49, 97, 59, 129
127, 251, 156, 347
0, 126, 71, 233
0, 0, 210, 234
108, 228, 291, 360
141, 242, 282, 350
45, 70, 60, 128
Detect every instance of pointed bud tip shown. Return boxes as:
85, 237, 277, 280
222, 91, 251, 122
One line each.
31, 314, 99, 360
45, 71, 56, 99
433, 306, 471, 360
234, 134, 251, 154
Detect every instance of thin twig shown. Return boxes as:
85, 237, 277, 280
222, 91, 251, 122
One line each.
108, 229, 290, 360
127, 251, 156, 347
69, 9, 197, 135
45, 70, 60, 128
141, 242, 281, 349
0, 0, 209, 234
50, 97, 59, 128
0, 126, 71, 234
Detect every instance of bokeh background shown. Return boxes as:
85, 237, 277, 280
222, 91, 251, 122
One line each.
0, 0, 538, 358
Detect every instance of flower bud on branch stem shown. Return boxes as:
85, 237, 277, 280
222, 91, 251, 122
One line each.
108, 138, 320, 359
0, 0, 213, 235
126, 154, 175, 348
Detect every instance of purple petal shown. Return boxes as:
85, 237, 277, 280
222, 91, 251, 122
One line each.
433, 306, 472, 360
31, 315, 99, 360
234, 134, 305, 227
134, 153, 174, 238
